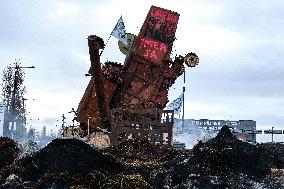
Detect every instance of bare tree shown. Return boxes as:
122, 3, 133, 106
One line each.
1, 60, 27, 140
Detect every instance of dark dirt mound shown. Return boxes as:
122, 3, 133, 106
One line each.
0, 138, 122, 188
167, 126, 283, 188
0, 137, 19, 170
0, 128, 283, 189
257, 142, 284, 168
101, 138, 185, 188
101, 138, 184, 165
192, 125, 275, 177
20, 138, 121, 182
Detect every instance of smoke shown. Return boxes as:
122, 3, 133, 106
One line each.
173, 129, 206, 149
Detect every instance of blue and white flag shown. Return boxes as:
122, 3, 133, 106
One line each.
167, 93, 183, 115
111, 16, 127, 45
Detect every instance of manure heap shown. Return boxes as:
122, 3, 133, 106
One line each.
0, 126, 283, 189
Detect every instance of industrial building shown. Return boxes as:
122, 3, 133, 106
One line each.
174, 119, 257, 143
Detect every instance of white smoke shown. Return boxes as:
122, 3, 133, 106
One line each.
173, 129, 206, 149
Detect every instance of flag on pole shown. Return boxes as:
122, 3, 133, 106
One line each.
111, 16, 128, 45
167, 93, 183, 115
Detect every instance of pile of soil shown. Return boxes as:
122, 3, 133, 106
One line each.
257, 142, 284, 168
102, 138, 185, 165
167, 126, 283, 188
0, 138, 121, 188
0, 127, 283, 189
192, 125, 276, 177
0, 137, 19, 170
101, 138, 186, 188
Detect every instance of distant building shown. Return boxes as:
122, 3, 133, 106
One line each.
0, 102, 4, 137
1, 101, 27, 142
174, 119, 257, 143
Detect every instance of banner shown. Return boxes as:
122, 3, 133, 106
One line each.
167, 93, 183, 115
111, 16, 128, 45
133, 6, 179, 65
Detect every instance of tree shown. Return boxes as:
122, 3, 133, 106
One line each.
27, 127, 35, 140
41, 125, 47, 139
1, 60, 27, 140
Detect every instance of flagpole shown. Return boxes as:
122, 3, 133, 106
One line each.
100, 15, 125, 57
182, 68, 185, 133
99, 15, 120, 57
99, 35, 112, 56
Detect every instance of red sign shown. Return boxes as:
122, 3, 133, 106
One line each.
135, 37, 168, 62
133, 6, 179, 65
150, 6, 179, 23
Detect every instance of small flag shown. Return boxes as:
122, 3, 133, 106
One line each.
167, 93, 183, 115
111, 16, 127, 45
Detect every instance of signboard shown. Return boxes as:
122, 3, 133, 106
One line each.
243, 130, 263, 134
133, 6, 179, 65
190, 119, 240, 127
264, 130, 283, 134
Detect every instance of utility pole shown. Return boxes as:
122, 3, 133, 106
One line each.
61, 114, 66, 137
182, 68, 185, 133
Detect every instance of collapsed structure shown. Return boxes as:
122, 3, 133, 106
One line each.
76, 6, 199, 145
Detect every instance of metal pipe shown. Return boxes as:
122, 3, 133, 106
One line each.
87, 35, 110, 129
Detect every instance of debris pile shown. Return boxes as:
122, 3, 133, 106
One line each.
168, 126, 283, 188
0, 127, 283, 188
0, 138, 121, 188
102, 138, 183, 165
85, 132, 110, 149
257, 142, 284, 168
192, 126, 275, 177
0, 137, 19, 170
19, 140, 40, 158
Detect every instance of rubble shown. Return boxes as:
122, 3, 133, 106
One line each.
0, 137, 19, 170
257, 142, 284, 168
85, 132, 110, 149
101, 138, 184, 165
0, 138, 122, 188
191, 125, 276, 177
19, 140, 40, 158
167, 126, 284, 188
0, 127, 283, 188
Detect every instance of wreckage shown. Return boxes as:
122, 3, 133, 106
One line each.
1, 126, 283, 188
76, 6, 199, 145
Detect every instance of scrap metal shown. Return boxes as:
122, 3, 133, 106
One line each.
76, 6, 199, 145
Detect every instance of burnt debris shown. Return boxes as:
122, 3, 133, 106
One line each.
0, 127, 283, 188
0, 137, 19, 170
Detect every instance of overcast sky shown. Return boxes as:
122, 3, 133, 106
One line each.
0, 0, 283, 142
